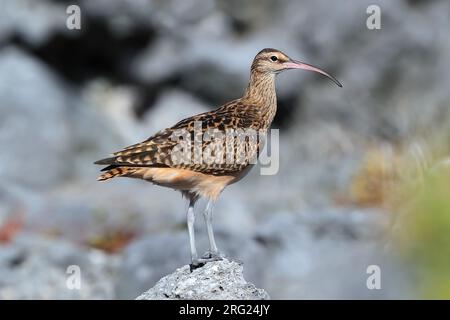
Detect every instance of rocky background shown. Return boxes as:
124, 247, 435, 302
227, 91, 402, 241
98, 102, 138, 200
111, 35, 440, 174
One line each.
1, 0, 449, 299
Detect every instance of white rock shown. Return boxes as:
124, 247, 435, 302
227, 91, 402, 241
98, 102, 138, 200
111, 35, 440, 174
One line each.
136, 258, 269, 300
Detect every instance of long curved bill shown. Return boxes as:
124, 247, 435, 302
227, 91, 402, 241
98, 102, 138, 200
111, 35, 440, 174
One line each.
283, 59, 343, 87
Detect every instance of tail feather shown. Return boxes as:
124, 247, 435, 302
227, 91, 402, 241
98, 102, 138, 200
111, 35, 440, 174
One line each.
100, 164, 119, 172
97, 166, 140, 181
94, 157, 116, 165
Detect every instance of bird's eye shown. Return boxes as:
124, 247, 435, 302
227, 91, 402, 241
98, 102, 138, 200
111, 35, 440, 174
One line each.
270, 56, 278, 62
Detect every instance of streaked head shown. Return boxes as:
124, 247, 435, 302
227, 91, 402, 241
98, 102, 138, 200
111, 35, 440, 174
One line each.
251, 48, 342, 87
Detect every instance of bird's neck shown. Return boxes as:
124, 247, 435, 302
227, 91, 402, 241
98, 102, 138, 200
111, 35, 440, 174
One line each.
243, 71, 277, 106
243, 71, 277, 127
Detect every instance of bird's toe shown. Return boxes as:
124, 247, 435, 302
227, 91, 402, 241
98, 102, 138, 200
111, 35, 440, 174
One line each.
189, 261, 206, 272
201, 250, 226, 260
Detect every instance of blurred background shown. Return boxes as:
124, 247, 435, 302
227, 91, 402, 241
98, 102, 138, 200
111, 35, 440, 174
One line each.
1, 0, 449, 299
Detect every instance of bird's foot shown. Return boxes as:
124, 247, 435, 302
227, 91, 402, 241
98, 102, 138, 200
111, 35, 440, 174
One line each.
189, 252, 227, 272
201, 250, 226, 260
189, 261, 205, 272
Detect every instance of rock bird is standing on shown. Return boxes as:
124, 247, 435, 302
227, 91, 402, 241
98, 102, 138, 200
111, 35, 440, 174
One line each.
95, 48, 342, 267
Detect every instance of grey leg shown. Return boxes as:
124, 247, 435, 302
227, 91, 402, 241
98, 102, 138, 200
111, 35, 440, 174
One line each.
186, 200, 199, 264
187, 199, 221, 270
203, 200, 221, 257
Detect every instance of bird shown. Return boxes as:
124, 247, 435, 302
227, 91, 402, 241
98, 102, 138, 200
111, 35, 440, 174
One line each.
95, 48, 342, 268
